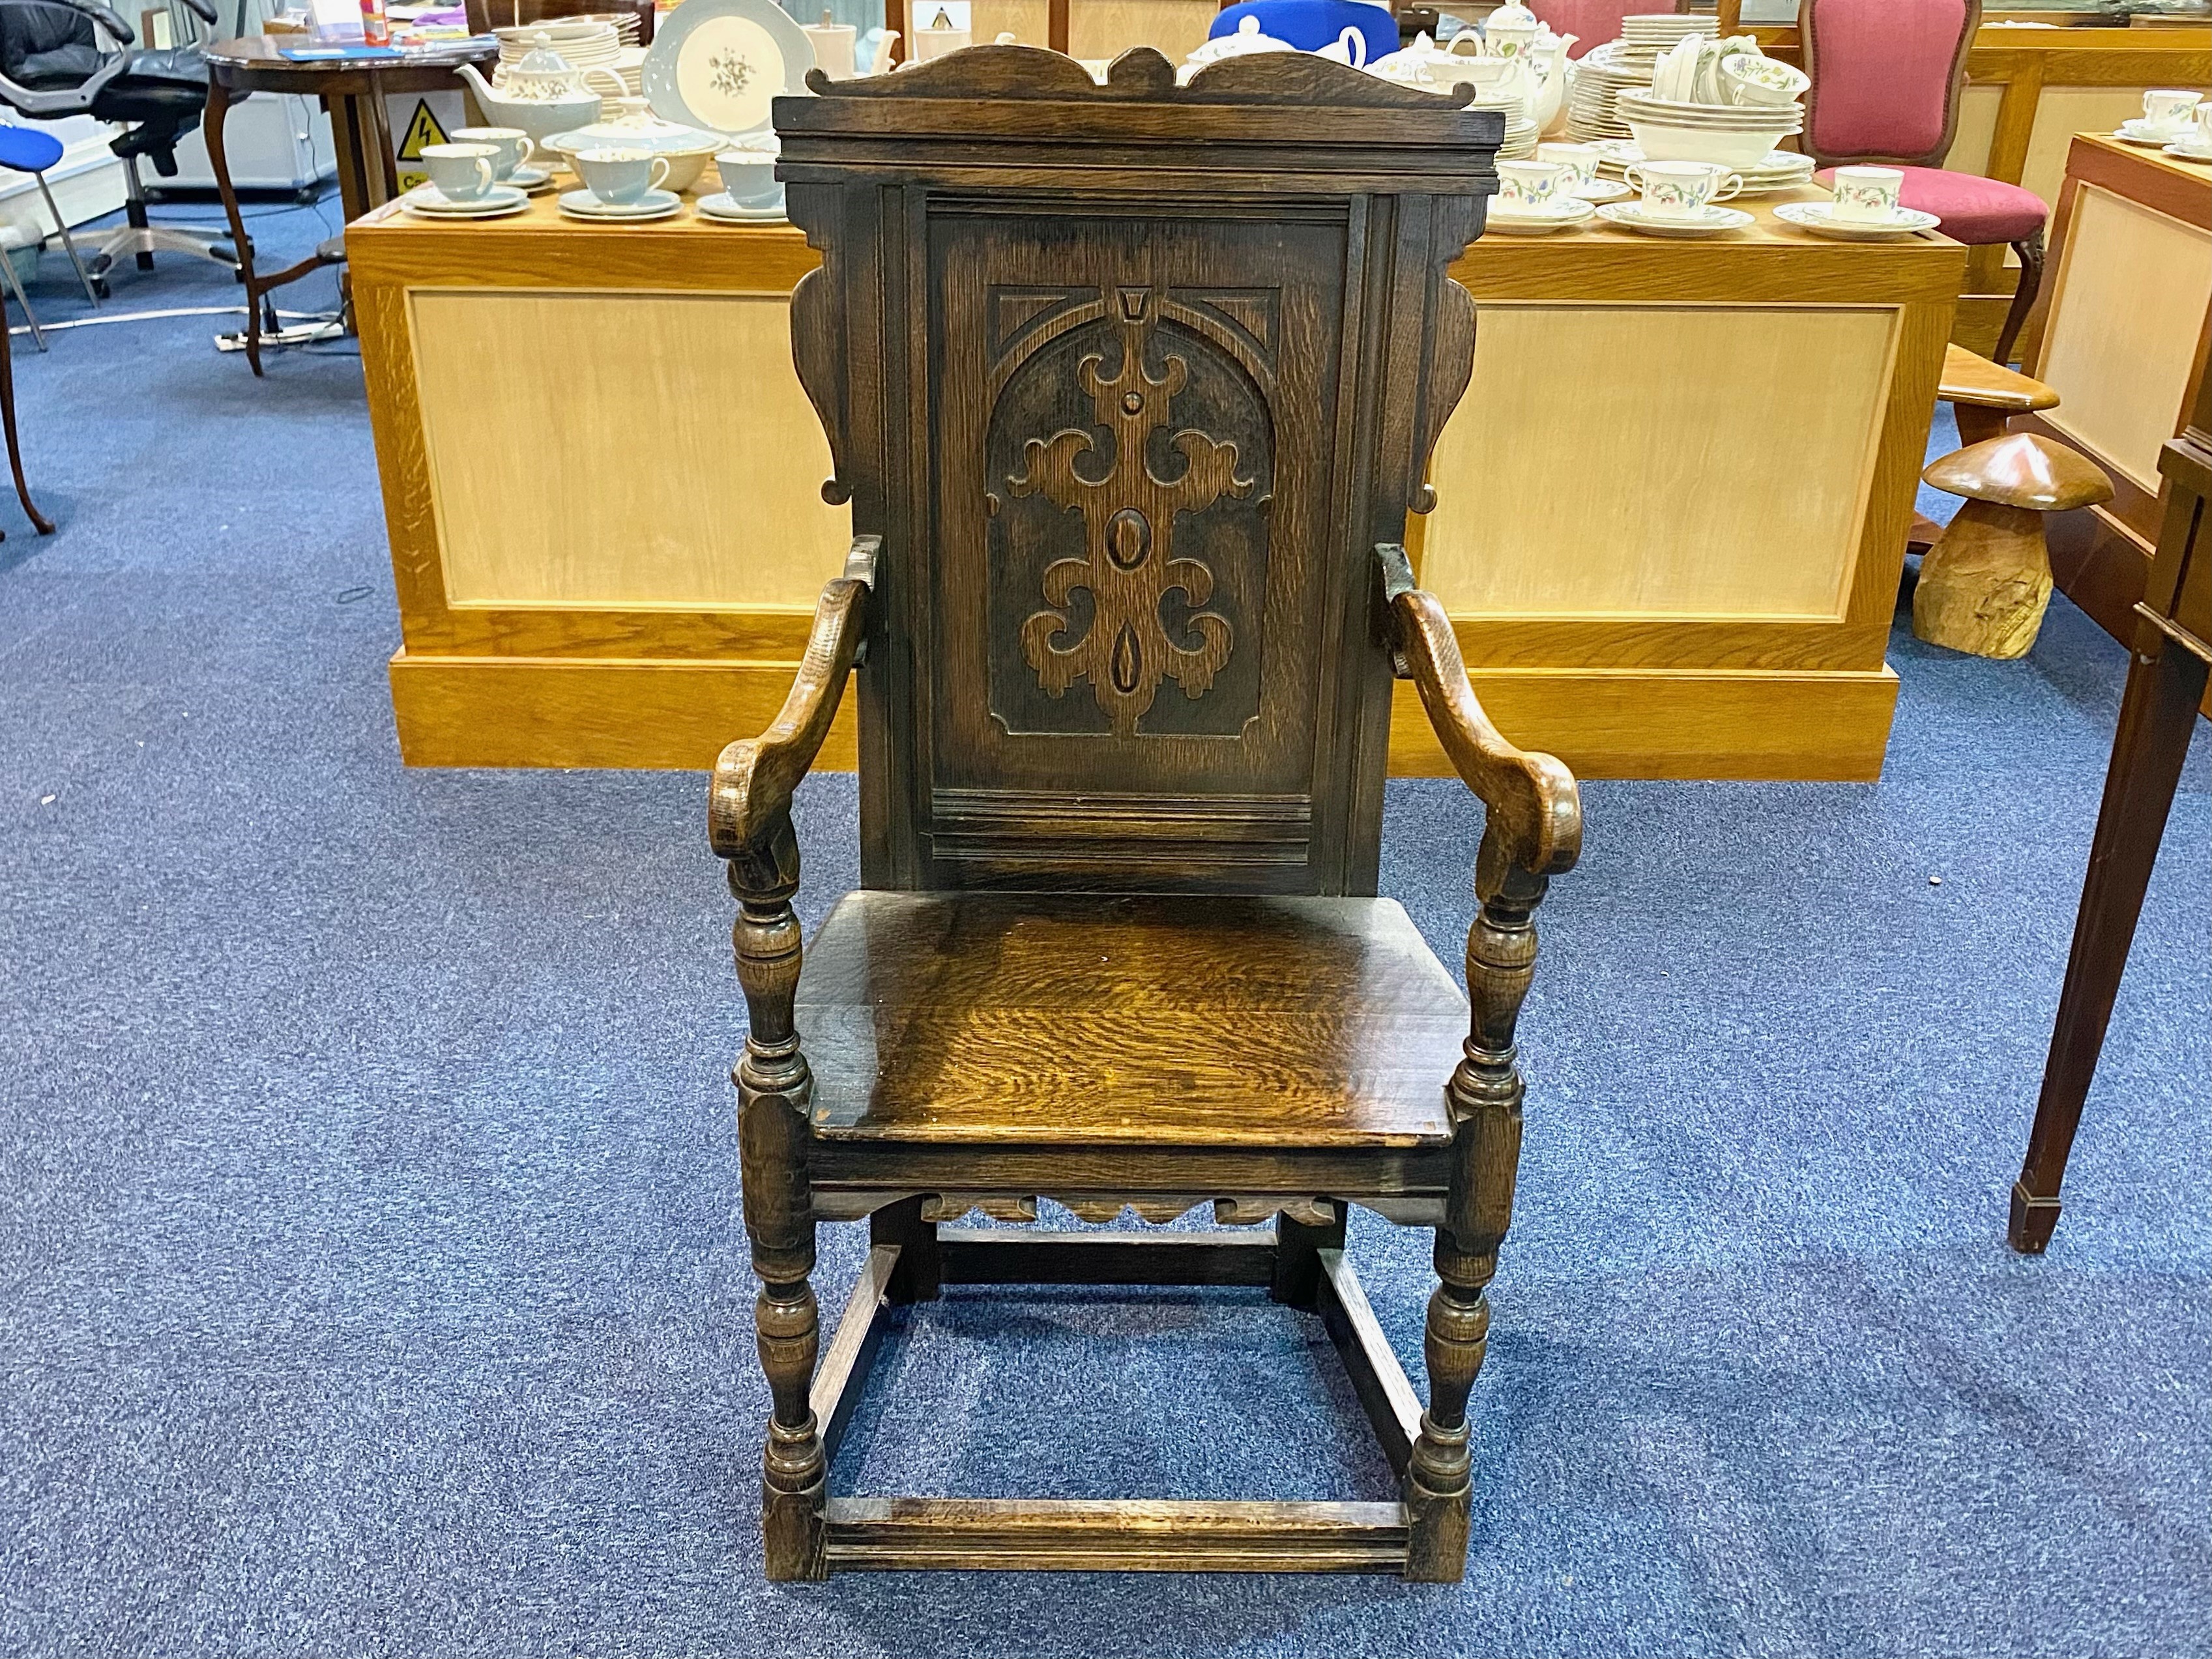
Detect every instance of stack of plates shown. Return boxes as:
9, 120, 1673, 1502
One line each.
1593, 139, 1814, 195
611, 45, 646, 96
1564, 46, 1647, 143
1616, 12, 1720, 54
494, 18, 621, 76
1613, 90, 1803, 167
1466, 91, 1539, 159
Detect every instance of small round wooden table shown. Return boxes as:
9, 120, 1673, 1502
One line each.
201, 35, 499, 375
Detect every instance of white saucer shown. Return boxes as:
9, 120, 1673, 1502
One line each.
508, 165, 555, 193
401, 183, 528, 220
1487, 197, 1595, 235
1571, 177, 1630, 203
1774, 201, 1940, 240
1595, 201, 1753, 238
2163, 141, 2212, 164
695, 192, 789, 224
2115, 119, 2192, 147
557, 187, 682, 222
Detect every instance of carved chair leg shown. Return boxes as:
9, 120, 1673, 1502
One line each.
1405, 837, 1547, 1583
1993, 227, 2045, 368
731, 819, 828, 1581
1270, 1202, 1347, 1312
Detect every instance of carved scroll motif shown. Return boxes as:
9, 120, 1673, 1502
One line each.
1007, 287, 1253, 736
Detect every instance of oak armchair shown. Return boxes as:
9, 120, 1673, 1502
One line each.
708, 44, 1581, 1582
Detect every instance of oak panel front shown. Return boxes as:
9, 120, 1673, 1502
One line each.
1421, 302, 1896, 622
2034, 185, 2212, 494
411, 288, 850, 609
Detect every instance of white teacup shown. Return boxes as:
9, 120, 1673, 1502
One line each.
450, 126, 535, 180
1623, 159, 1742, 221
574, 147, 671, 207
1829, 164, 1904, 223
716, 149, 779, 205
1496, 158, 1571, 212
420, 142, 499, 203
802, 20, 856, 78
1536, 142, 1600, 189
2142, 89, 2201, 134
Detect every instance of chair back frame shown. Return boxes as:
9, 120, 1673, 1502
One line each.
1801, 0, 1981, 169
775, 45, 1501, 899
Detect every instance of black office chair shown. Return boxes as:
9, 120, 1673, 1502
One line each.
0, 0, 235, 291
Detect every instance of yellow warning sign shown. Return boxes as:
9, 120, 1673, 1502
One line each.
394, 99, 448, 190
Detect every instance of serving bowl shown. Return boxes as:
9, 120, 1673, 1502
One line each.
1616, 91, 1799, 167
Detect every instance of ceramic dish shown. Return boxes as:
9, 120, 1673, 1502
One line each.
1485, 197, 1595, 234
557, 186, 684, 220
1773, 201, 1940, 240
2114, 119, 2192, 147
1571, 176, 1631, 202
643, 0, 815, 139
542, 99, 725, 191
401, 184, 530, 219
508, 164, 555, 192
2162, 141, 2212, 163
1595, 200, 1753, 237
696, 191, 789, 222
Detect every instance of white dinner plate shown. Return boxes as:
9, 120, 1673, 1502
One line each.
1595, 201, 1753, 238
1773, 201, 1940, 240
642, 0, 815, 139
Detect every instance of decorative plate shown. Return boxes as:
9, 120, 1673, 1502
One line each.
1595, 201, 1753, 238
1486, 197, 1595, 234
1773, 201, 1940, 240
643, 0, 814, 139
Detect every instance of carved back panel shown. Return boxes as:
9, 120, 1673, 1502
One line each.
777, 47, 1499, 895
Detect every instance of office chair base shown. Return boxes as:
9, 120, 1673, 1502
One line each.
68, 224, 237, 283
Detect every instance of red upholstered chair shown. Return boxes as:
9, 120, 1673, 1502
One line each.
1804, 0, 2045, 363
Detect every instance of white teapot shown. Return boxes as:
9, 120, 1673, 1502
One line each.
454, 38, 622, 149
1481, 0, 1542, 60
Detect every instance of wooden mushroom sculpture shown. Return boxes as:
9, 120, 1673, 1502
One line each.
1914, 432, 2114, 660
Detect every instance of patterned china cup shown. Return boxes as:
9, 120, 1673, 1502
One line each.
2141, 89, 2201, 134
1829, 164, 1903, 223
450, 127, 535, 181
574, 146, 671, 206
1536, 142, 1601, 189
716, 149, 779, 205
1622, 159, 1742, 221
1496, 158, 1571, 212
420, 143, 500, 203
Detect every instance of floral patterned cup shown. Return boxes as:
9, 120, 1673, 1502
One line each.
1622, 160, 1743, 221
1830, 165, 1904, 223
1496, 159, 1573, 212
1536, 143, 1601, 190
2142, 89, 2202, 134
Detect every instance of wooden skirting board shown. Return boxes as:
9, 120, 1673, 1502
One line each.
390, 651, 1900, 781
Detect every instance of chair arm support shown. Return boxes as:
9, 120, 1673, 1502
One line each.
1378, 544, 1581, 879
708, 538, 875, 865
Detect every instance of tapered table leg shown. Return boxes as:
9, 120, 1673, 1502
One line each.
203, 79, 263, 377
2011, 635, 2209, 1252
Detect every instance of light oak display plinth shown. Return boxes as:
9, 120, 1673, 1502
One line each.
350, 185, 1964, 781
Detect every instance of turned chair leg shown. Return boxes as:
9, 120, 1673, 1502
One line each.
1993, 227, 2045, 368
1405, 838, 1549, 1583
729, 818, 829, 1580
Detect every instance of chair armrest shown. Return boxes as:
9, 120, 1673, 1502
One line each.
0, 0, 136, 45
708, 538, 875, 863
1938, 343, 2056, 414
1378, 542, 1581, 879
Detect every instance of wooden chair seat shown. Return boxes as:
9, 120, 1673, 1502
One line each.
799, 892, 1463, 1150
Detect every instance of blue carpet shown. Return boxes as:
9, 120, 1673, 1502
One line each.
0, 200, 2205, 1656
